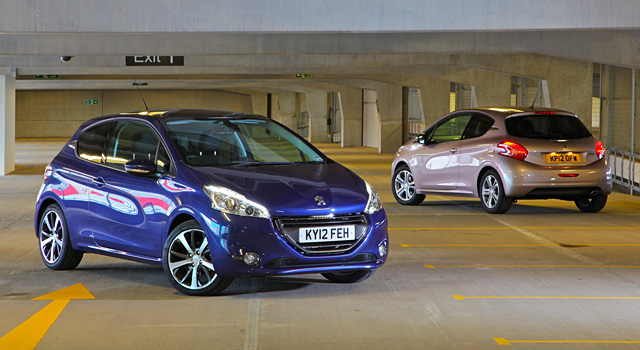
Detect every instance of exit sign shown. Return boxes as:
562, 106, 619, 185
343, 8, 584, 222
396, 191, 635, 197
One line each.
84, 100, 99, 105
125, 56, 184, 66
35, 75, 59, 79
296, 74, 311, 79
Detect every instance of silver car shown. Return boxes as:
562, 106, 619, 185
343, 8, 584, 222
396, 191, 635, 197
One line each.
391, 107, 613, 213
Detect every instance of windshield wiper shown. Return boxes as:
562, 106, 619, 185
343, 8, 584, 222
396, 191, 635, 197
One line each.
231, 161, 295, 167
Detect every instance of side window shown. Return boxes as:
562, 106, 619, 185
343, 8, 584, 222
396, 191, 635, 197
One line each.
77, 122, 114, 164
156, 143, 171, 174
430, 114, 473, 143
462, 114, 495, 139
105, 121, 160, 170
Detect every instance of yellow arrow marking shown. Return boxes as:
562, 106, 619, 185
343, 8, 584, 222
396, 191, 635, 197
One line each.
0, 283, 95, 350
494, 337, 640, 345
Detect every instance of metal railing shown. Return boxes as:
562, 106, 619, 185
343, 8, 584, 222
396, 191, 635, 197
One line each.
607, 148, 640, 195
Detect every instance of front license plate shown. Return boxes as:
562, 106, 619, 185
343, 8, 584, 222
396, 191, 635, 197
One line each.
299, 225, 356, 243
545, 153, 581, 163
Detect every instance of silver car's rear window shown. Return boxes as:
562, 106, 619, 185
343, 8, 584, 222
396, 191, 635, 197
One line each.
505, 114, 591, 140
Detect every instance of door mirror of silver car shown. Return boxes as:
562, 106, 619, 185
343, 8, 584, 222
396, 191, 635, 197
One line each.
125, 158, 157, 176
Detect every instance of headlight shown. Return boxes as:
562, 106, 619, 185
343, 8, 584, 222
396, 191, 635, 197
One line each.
204, 185, 270, 219
364, 181, 383, 214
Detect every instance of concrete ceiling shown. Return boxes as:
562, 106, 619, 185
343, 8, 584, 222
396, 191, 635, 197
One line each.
1, 1, 639, 92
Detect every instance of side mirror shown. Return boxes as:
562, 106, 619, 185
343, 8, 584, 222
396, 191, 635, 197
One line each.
125, 158, 157, 176
416, 135, 426, 145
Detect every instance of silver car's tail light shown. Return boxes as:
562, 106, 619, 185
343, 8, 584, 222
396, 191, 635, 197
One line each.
497, 141, 528, 161
596, 141, 605, 159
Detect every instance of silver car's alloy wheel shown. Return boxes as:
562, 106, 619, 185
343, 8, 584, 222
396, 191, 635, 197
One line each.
394, 170, 416, 201
167, 228, 217, 290
40, 209, 64, 264
481, 175, 500, 209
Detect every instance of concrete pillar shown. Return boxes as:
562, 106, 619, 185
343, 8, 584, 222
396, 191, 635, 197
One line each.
243, 90, 268, 116
337, 87, 363, 147
374, 83, 403, 153
0, 75, 16, 176
362, 89, 380, 150
306, 91, 330, 143
275, 91, 297, 131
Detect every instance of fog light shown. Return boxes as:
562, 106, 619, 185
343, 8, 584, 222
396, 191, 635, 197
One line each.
378, 242, 388, 258
243, 252, 261, 266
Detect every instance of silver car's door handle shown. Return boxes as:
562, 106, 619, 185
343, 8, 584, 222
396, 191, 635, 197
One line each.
449, 148, 458, 153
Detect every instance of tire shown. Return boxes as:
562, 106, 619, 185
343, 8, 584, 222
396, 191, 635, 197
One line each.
392, 165, 425, 205
574, 194, 607, 213
479, 170, 512, 214
321, 269, 375, 283
162, 220, 233, 296
38, 204, 83, 270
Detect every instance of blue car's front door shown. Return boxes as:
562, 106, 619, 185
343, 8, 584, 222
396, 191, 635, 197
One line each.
89, 120, 174, 259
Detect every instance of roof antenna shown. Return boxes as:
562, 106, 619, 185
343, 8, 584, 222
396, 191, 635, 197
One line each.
132, 76, 149, 110
530, 82, 542, 109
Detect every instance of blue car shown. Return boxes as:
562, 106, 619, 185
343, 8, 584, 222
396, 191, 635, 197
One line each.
35, 109, 388, 295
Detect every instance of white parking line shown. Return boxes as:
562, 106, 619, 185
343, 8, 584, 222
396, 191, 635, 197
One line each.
244, 278, 260, 350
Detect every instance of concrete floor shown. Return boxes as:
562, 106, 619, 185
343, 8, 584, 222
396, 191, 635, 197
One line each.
1, 140, 640, 349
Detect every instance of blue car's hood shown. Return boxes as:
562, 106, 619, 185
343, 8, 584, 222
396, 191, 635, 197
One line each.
193, 163, 368, 216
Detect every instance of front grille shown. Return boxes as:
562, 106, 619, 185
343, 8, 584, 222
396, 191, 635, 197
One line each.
273, 213, 369, 254
264, 253, 377, 268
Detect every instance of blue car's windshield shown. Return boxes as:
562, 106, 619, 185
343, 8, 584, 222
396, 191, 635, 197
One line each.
164, 118, 326, 166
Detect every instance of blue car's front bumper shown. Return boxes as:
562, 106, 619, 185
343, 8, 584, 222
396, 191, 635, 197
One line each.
200, 209, 388, 277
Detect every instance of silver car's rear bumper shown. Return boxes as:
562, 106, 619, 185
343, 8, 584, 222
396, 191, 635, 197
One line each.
497, 158, 613, 199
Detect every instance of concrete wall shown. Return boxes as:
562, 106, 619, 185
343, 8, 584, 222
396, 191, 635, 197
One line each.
450, 70, 512, 108
16, 89, 253, 138
545, 59, 593, 128
608, 66, 634, 151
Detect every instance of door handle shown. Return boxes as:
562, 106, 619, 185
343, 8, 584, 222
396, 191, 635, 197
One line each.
92, 177, 105, 187
449, 148, 458, 153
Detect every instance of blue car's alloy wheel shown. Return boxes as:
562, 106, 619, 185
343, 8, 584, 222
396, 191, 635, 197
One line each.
162, 220, 233, 296
38, 204, 83, 270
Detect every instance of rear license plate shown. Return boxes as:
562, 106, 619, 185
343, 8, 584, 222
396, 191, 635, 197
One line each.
545, 153, 581, 163
299, 225, 356, 243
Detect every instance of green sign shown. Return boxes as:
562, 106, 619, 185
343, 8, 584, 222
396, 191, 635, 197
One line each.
295, 74, 311, 79
84, 100, 99, 105
34, 75, 59, 79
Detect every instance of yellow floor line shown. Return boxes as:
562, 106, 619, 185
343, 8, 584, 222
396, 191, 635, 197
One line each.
494, 338, 640, 345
